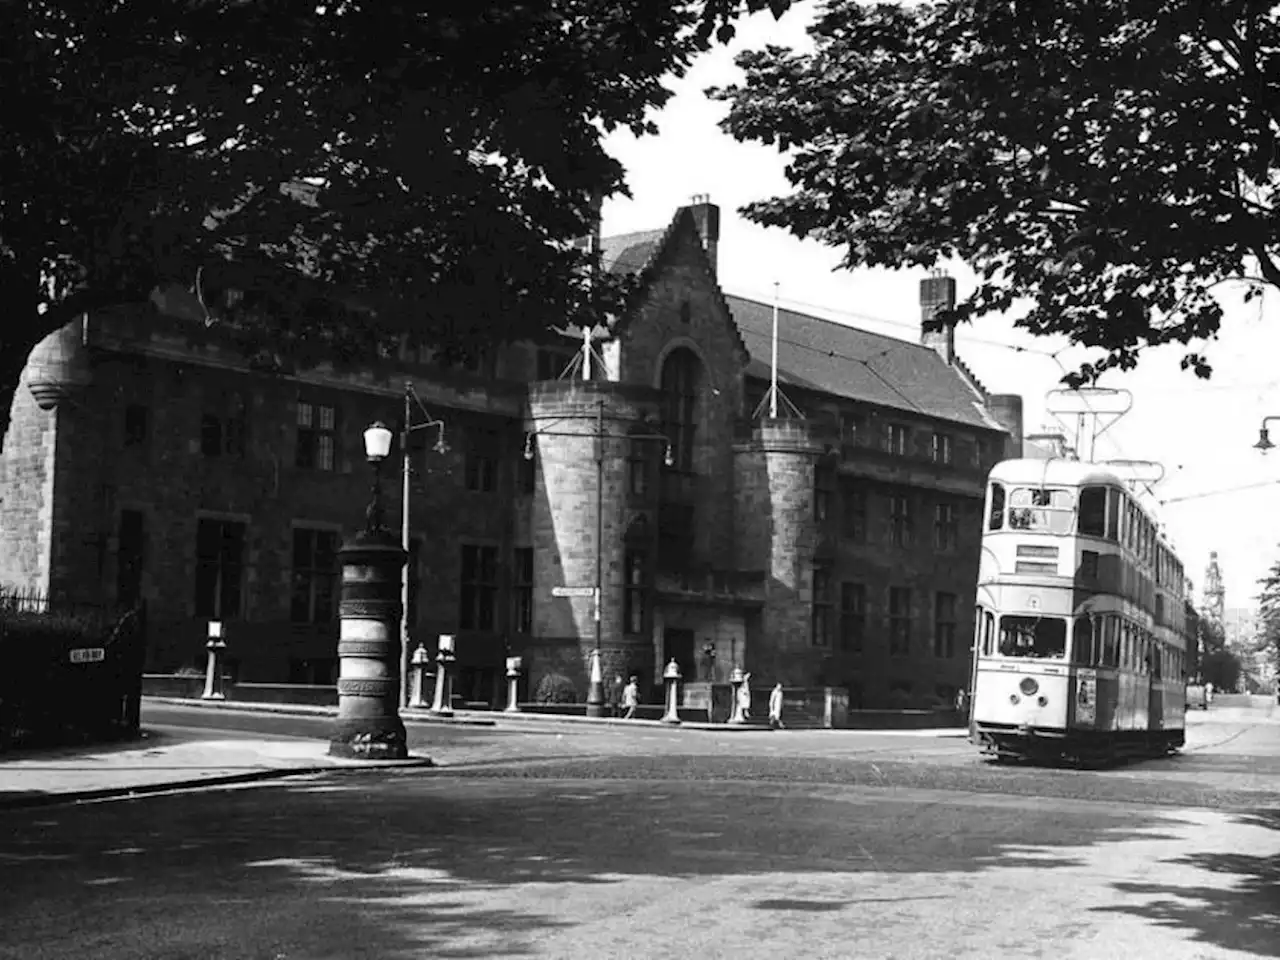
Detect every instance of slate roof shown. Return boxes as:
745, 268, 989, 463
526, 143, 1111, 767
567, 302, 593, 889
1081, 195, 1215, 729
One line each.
597, 218, 1003, 432
724, 294, 1003, 432
600, 229, 668, 276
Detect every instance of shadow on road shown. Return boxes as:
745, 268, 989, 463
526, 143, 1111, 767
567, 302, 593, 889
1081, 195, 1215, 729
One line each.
1092, 806, 1280, 958
0, 768, 1225, 958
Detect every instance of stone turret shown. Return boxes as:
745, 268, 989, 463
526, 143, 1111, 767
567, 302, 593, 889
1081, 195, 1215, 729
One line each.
526, 380, 660, 690
733, 417, 824, 685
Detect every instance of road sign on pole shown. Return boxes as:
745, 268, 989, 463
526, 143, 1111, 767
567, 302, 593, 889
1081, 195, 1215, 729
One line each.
552, 585, 596, 599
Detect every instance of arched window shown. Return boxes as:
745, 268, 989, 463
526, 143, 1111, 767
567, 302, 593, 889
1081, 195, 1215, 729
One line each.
660, 348, 700, 471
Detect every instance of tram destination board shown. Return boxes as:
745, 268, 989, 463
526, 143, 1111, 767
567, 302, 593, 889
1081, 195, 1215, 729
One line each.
551, 586, 596, 598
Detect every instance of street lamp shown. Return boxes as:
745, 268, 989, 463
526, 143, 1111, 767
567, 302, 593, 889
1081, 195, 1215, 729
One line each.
398, 381, 449, 710
1255, 417, 1280, 452
363, 420, 393, 532
524, 399, 672, 717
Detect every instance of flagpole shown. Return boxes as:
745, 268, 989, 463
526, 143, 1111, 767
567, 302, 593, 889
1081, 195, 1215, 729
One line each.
770, 281, 780, 418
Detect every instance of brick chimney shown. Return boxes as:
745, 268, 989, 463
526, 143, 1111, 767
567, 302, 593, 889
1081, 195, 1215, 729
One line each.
919, 274, 957, 364
687, 194, 720, 275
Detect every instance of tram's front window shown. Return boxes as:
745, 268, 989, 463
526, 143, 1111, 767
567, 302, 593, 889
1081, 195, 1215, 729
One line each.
1007, 488, 1074, 534
999, 615, 1068, 659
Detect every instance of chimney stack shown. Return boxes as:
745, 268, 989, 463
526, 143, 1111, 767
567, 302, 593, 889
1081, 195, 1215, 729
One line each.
919, 274, 957, 364
687, 194, 720, 275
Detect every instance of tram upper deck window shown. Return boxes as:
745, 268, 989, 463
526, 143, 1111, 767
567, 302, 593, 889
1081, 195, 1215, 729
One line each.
987, 483, 1006, 531
999, 615, 1067, 659
1007, 487, 1074, 534
1078, 486, 1106, 537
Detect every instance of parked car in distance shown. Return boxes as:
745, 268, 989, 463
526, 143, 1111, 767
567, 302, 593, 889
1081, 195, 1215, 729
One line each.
1186, 683, 1208, 710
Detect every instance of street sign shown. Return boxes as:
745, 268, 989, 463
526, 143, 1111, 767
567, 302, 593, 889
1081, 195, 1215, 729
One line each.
552, 586, 596, 599
69, 647, 105, 664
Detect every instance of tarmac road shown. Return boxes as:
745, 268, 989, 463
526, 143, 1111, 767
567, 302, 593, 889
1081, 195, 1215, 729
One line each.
1, 698, 1275, 959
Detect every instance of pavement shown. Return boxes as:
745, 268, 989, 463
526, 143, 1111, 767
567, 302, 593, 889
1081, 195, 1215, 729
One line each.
0, 700, 971, 811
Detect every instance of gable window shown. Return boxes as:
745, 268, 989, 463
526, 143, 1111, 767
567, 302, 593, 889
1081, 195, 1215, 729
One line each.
201, 394, 248, 459
296, 401, 337, 471
890, 493, 913, 547
661, 348, 700, 471
290, 527, 339, 624
934, 592, 957, 657
840, 582, 865, 652
889, 586, 912, 656
811, 565, 833, 647
885, 423, 909, 456
931, 432, 953, 465
934, 502, 957, 551
194, 517, 246, 619
513, 547, 534, 634
459, 544, 498, 630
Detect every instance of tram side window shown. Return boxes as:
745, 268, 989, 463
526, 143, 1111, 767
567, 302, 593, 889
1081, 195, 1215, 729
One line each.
1078, 486, 1107, 537
987, 483, 1005, 531
1105, 489, 1120, 541
982, 610, 995, 655
1072, 617, 1095, 666
1101, 616, 1120, 667
999, 615, 1067, 659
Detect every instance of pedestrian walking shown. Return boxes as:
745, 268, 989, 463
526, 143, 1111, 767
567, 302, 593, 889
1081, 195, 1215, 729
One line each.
608, 674, 624, 717
621, 675, 639, 720
737, 671, 752, 722
955, 687, 969, 716
1205, 681, 1215, 705
768, 682, 785, 730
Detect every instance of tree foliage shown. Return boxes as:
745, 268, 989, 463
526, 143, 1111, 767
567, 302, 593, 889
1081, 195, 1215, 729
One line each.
0, 0, 792, 446
1256, 559, 1280, 682
712, 0, 1280, 384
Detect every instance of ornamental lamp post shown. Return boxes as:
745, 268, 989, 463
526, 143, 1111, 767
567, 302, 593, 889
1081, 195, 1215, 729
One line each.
329, 419, 410, 760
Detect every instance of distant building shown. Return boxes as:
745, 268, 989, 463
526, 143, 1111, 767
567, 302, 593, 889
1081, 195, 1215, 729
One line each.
0, 199, 1023, 709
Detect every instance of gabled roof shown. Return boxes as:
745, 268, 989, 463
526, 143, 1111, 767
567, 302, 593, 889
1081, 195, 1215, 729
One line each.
598, 209, 750, 366
725, 294, 1004, 432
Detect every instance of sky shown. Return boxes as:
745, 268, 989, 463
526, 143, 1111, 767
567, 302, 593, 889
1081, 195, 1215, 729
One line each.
599, 0, 1280, 611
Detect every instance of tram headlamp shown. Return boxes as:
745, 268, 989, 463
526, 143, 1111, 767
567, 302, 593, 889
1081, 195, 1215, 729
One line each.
1009, 694, 1020, 705
1019, 678, 1039, 696
1037, 695, 1048, 707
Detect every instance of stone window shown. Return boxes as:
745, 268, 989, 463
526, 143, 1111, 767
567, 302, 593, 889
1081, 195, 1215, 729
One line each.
890, 492, 913, 547
934, 501, 957, 551
194, 517, 246, 619
296, 401, 337, 471
123, 405, 149, 447
623, 549, 647, 635
888, 586, 912, 656
513, 547, 534, 634
116, 509, 146, 608
931, 432, 953, 465
290, 526, 338, 624
201, 394, 247, 459
840, 411, 863, 452
933, 592, 957, 658
811, 565, 833, 647
839, 582, 865, 652
814, 465, 836, 523
885, 423, 909, 456
840, 481, 867, 541
464, 432, 498, 493
660, 348, 700, 472
628, 431, 652, 499
459, 544, 498, 630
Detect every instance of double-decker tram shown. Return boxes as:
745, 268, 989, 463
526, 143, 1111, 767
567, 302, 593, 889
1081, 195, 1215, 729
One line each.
971, 458, 1193, 765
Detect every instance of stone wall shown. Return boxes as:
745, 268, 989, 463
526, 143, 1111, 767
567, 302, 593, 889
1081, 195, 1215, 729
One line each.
0, 361, 60, 594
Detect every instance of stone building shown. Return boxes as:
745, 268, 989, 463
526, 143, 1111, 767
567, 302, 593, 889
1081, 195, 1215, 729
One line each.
0, 199, 1021, 709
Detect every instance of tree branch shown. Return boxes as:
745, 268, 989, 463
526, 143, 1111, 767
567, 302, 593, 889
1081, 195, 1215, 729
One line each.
1252, 246, 1280, 288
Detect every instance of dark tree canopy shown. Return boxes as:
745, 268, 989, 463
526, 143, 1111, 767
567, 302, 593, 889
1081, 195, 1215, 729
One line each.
712, 0, 1280, 385
0, 0, 791, 445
